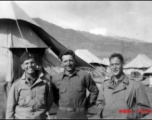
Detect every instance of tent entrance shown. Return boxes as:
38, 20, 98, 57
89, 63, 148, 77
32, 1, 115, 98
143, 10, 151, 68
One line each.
9, 48, 46, 82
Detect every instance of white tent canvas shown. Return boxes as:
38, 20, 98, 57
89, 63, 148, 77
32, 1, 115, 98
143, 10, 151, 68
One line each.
0, 2, 94, 118
0, 1, 66, 118
124, 54, 152, 69
42, 48, 63, 76
0, 20, 47, 48
144, 66, 152, 74
75, 49, 106, 65
102, 58, 110, 66
0, 1, 64, 82
0, 1, 40, 27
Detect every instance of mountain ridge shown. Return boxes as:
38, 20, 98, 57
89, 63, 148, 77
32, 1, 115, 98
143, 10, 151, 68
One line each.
33, 18, 152, 61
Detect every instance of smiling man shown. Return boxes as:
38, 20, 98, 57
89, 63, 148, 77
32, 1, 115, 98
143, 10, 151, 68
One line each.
52, 49, 99, 119
96, 53, 151, 119
6, 52, 53, 119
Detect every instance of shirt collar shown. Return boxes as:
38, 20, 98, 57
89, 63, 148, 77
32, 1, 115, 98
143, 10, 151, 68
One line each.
109, 73, 129, 88
21, 70, 44, 81
110, 73, 125, 83
122, 75, 129, 85
61, 68, 79, 79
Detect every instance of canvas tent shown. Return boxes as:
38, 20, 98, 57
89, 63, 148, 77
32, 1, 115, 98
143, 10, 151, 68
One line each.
0, 1, 93, 82
102, 58, 110, 66
0, 1, 93, 118
75, 49, 110, 81
144, 66, 152, 74
123, 54, 152, 76
143, 65, 152, 77
0, 1, 63, 82
141, 65, 152, 87
124, 54, 152, 69
75, 49, 106, 65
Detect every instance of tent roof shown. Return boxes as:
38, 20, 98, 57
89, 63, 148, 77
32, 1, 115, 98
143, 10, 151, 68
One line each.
0, 20, 47, 48
102, 58, 110, 66
0, 1, 93, 69
0, 1, 47, 48
0, 1, 39, 27
124, 54, 152, 69
75, 49, 106, 65
144, 66, 152, 74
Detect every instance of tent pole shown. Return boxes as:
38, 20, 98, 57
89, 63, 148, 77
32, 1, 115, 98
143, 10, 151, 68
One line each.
15, 20, 28, 52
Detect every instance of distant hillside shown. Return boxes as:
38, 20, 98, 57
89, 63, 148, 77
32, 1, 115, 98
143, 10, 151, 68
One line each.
33, 18, 152, 61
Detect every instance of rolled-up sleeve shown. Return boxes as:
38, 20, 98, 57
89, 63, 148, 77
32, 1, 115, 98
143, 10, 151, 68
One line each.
6, 83, 18, 119
85, 73, 99, 107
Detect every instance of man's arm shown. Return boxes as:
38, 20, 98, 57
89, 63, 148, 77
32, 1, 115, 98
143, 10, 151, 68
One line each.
134, 82, 151, 118
96, 83, 105, 109
51, 79, 59, 106
96, 83, 105, 118
46, 77, 54, 112
6, 83, 18, 119
85, 73, 99, 108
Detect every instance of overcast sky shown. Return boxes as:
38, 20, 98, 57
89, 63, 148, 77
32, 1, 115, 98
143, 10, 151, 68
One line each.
12, 1, 152, 42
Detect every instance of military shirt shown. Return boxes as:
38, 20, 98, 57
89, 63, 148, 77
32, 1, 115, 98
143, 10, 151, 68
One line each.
52, 69, 99, 109
6, 71, 54, 119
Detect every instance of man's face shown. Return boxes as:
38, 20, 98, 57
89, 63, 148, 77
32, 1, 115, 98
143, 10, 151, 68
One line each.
110, 57, 123, 76
61, 55, 75, 72
21, 58, 36, 74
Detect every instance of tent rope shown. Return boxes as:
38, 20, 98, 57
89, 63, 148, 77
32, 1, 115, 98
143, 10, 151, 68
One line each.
15, 20, 28, 52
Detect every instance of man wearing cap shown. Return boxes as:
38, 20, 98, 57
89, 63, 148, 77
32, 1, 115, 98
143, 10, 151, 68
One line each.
52, 49, 99, 119
6, 52, 53, 119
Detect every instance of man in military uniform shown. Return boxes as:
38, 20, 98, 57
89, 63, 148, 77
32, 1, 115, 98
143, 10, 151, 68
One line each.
52, 49, 99, 119
6, 52, 53, 119
97, 53, 151, 119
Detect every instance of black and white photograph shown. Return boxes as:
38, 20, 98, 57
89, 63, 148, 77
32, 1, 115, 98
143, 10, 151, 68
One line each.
1, 1, 152, 119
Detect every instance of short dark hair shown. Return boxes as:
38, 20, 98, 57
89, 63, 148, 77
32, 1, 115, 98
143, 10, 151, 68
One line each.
109, 53, 124, 64
59, 49, 75, 61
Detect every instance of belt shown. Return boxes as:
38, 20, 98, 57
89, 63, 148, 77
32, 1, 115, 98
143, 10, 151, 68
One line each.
59, 107, 85, 112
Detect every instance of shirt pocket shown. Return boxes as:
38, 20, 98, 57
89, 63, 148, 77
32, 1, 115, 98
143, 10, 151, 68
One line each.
20, 88, 32, 96
75, 86, 84, 92
59, 87, 67, 94
19, 89, 32, 106
19, 95, 32, 106
59, 87, 67, 103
